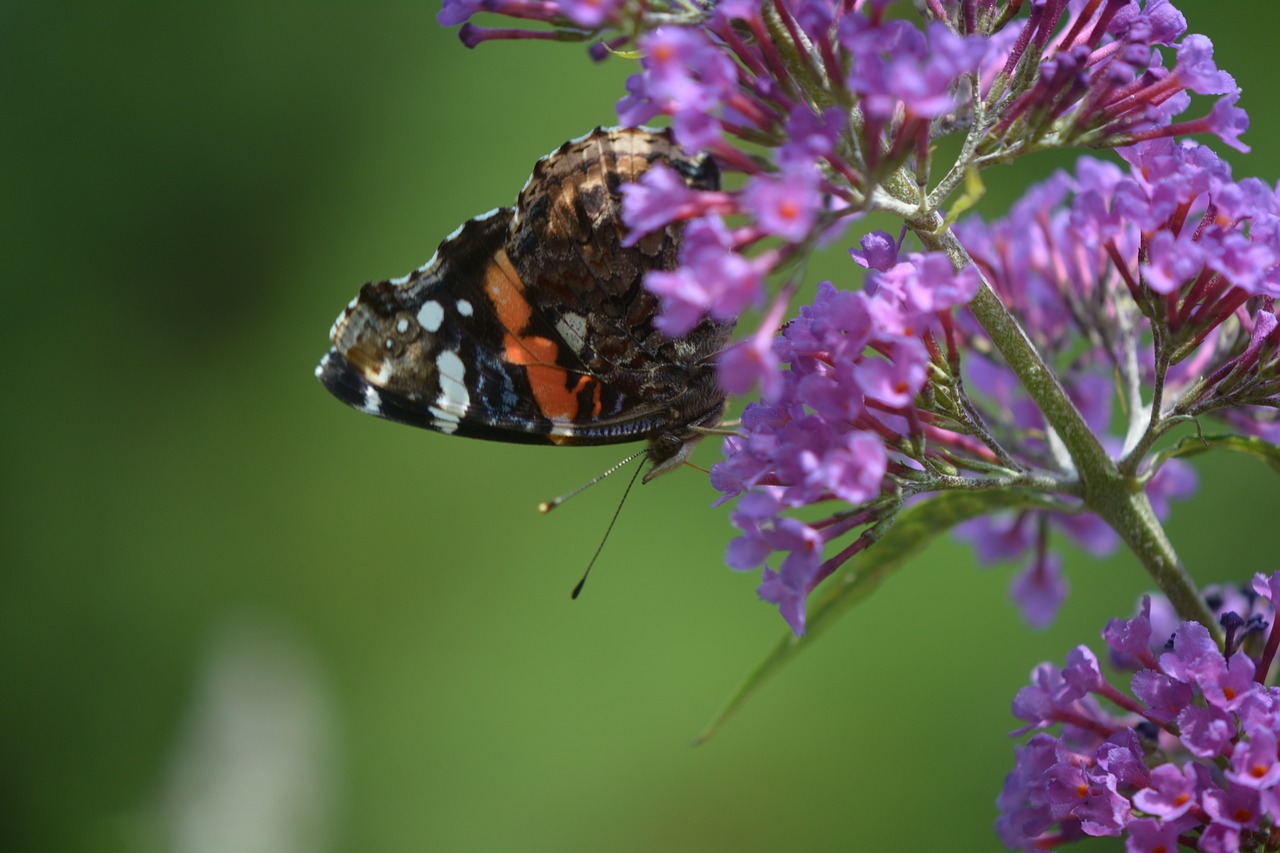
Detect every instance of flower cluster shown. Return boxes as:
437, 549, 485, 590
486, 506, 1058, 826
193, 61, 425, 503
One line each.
608, 6, 993, 384
962, 137, 1280, 439
999, 573, 1280, 852
712, 249, 981, 634
721, 132, 1280, 635
714, 133, 1280, 634
938, 137, 1280, 627
440, 1, 1247, 387
436, 0, 1274, 644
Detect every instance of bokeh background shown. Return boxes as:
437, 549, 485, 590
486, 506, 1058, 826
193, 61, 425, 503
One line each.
5, 3, 1280, 851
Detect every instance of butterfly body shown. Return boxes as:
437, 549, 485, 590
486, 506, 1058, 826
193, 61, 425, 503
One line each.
316, 127, 728, 479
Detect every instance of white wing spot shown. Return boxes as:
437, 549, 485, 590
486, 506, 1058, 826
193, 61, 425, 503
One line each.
328, 310, 346, 341
429, 406, 460, 434
555, 312, 587, 344
361, 386, 382, 416
396, 318, 409, 334
435, 350, 470, 412
418, 300, 445, 333
456, 299, 473, 317
389, 274, 411, 286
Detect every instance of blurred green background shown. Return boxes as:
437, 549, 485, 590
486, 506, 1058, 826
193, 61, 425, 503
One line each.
5, 3, 1280, 851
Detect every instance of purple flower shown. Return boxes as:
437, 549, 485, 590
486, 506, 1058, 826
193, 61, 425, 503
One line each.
1177, 703, 1236, 759
557, 0, 623, 28
1197, 820, 1241, 853
843, 19, 987, 120
756, 566, 808, 635
1251, 569, 1280, 610
1146, 460, 1199, 522
616, 27, 737, 151
718, 333, 781, 399
866, 253, 977, 327
954, 512, 1036, 564
742, 165, 823, 243
1143, 230, 1206, 294
1159, 621, 1222, 684
439, 16, 1280, 835
1202, 783, 1262, 831
1225, 727, 1280, 790
643, 267, 712, 337
848, 229, 902, 272
1104, 596, 1155, 666
710, 240, 1001, 631
1045, 762, 1130, 836
709, 0, 760, 24
853, 340, 927, 408
1171, 34, 1236, 95
1011, 552, 1069, 631
1207, 90, 1251, 153
1096, 730, 1149, 791
1199, 651, 1260, 713
810, 431, 887, 506
1114, 0, 1187, 46
755, 518, 825, 635
1052, 512, 1120, 559
1003, 593, 1280, 850
1011, 660, 1118, 734
620, 163, 703, 244
996, 734, 1060, 848
438, 0, 482, 27
1131, 669, 1193, 724
1124, 818, 1181, 853
778, 106, 845, 167
645, 215, 765, 335
1131, 763, 1198, 820
725, 491, 782, 571
1062, 646, 1104, 696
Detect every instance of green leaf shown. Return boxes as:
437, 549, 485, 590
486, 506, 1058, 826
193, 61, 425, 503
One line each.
941, 167, 986, 229
694, 488, 1041, 745
1151, 433, 1280, 477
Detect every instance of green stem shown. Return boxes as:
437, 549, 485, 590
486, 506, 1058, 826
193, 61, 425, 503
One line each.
920, 224, 1113, 478
1088, 478, 1217, 636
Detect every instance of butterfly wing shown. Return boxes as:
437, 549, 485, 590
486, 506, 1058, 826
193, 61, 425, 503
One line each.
316, 127, 730, 448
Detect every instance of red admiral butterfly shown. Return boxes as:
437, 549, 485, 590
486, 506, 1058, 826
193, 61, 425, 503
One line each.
316, 127, 730, 482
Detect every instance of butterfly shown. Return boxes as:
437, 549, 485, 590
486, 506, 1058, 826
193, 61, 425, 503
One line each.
316, 127, 731, 482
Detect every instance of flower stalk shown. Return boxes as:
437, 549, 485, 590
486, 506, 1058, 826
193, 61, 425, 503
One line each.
919, 218, 1218, 633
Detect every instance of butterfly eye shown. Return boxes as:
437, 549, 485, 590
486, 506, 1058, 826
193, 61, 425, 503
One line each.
651, 431, 685, 461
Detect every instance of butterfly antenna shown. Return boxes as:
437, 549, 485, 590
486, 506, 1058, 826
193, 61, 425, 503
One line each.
570, 458, 645, 600
537, 447, 648, 513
